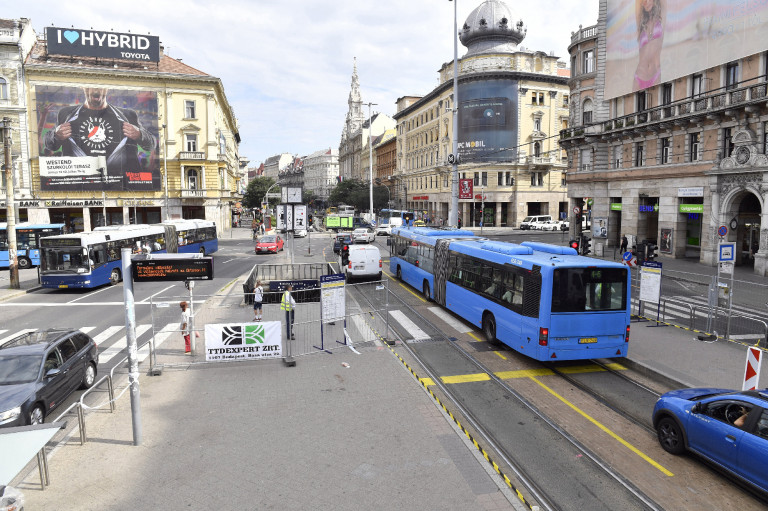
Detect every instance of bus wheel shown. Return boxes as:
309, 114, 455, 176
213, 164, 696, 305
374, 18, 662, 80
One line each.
17, 257, 31, 270
482, 313, 496, 343
422, 281, 431, 301
110, 268, 121, 286
396, 266, 402, 281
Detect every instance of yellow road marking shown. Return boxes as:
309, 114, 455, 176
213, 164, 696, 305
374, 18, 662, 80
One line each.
442, 373, 491, 384
468, 331, 484, 342
529, 375, 674, 476
558, 362, 627, 374
493, 351, 507, 360
420, 377, 436, 386
496, 368, 554, 379
382, 269, 426, 302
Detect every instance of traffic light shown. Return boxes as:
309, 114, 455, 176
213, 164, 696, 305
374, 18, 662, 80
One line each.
341, 244, 350, 266
581, 235, 592, 256
569, 239, 580, 253
645, 242, 659, 261
636, 242, 646, 264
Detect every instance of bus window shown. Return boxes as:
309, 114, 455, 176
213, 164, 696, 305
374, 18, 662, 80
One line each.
89, 244, 107, 267
552, 268, 626, 313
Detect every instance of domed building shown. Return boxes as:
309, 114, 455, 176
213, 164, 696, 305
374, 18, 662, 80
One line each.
393, 0, 570, 226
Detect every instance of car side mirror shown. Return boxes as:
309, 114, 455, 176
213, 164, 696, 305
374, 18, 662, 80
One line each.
45, 368, 61, 379
691, 402, 702, 414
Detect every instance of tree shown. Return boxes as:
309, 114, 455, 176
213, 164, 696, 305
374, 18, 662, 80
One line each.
242, 176, 276, 210
327, 179, 392, 213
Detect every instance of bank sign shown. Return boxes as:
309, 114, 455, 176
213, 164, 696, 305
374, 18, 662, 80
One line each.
46, 27, 160, 62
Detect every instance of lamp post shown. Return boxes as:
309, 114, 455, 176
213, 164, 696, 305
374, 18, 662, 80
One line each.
2, 117, 19, 289
448, 0, 459, 228
365, 101, 377, 222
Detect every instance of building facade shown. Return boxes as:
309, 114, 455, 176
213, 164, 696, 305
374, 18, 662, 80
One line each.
302, 147, 339, 204
374, 130, 398, 208
14, 24, 242, 232
561, 1, 768, 275
394, 0, 570, 226
262, 153, 293, 182
0, 18, 36, 221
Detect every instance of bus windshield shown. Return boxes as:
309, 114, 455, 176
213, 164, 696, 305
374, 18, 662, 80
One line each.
551, 267, 627, 312
41, 247, 90, 273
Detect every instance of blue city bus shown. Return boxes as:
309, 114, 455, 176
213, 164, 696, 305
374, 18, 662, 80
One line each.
39, 220, 217, 289
0, 222, 65, 269
390, 226, 631, 361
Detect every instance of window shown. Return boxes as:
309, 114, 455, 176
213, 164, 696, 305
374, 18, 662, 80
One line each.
582, 50, 594, 74
635, 143, 645, 166
187, 168, 199, 189
534, 118, 541, 131
662, 83, 673, 116
534, 142, 541, 157
722, 127, 734, 159
539, 92, 545, 105
506, 172, 514, 186
613, 145, 622, 168
0, 77, 7, 100
692, 74, 704, 97
764, 122, 768, 155
580, 148, 592, 171
582, 98, 593, 124
563, 95, 569, 107
498, 172, 503, 186
185, 134, 198, 152
726, 62, 739, 90
184, 100, 196, 119
661, 137, 671, 164
690, 133, 701, 161
481, 172, 487, 186
530, 172, 543, 186
531, 92, 538, 105
473, 172, 479, 186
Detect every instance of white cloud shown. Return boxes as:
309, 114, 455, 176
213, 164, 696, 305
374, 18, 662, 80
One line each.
7, 0, 598, 165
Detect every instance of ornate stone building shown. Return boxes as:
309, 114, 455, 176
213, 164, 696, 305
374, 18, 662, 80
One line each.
561, 1, 768, 275
302, 148, 339, 204
393, 0, 570, 226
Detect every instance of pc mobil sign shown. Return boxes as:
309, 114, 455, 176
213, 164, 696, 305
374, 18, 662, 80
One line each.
204, 322, 282, 362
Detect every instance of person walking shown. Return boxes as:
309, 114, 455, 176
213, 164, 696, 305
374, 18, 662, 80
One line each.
179, 301, 192, 354
280, 284, 296, 340
620, 233, 628, 258
253, 280, 264, 322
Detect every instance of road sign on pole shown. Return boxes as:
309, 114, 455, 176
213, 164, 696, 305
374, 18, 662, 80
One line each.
742, 347, 762, 391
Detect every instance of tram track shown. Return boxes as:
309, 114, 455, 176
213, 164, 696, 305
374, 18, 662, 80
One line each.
349, 283, 662, 511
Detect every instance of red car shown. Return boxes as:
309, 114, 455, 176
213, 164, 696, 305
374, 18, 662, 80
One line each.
255, 234, 284, 253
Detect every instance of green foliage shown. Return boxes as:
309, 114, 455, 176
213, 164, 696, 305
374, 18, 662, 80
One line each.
327, 179, 392, 213
242, 176, 276, 210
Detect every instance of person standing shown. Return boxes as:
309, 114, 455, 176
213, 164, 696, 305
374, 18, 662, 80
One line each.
620, 233, 628, 255
280, 284, 296, 340
179, 301, 192, 354
253, 280, 264, 322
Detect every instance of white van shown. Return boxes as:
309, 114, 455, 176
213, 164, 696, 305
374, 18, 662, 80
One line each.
519, 215, 553, 230
344, 245, 382, 280
376, 216, 403, 236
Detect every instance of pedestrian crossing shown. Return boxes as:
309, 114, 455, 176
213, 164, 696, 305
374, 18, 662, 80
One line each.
0, 322, 182, 367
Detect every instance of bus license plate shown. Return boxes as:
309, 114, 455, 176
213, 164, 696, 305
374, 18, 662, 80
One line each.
579, 337, 597, 344
59, 284, 69, 288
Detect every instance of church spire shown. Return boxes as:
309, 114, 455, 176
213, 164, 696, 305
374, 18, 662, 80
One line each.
344, 57, 363, 136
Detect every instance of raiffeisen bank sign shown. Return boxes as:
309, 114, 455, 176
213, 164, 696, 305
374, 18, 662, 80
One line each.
45, 27, 160, 62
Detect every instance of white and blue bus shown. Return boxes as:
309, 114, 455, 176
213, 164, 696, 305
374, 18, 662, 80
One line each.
0, 222, 66, 269
39, 220, 217, 289
390, 226, 631, 361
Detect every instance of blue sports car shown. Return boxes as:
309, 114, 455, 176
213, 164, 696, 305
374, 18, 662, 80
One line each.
652, 387, 768, 495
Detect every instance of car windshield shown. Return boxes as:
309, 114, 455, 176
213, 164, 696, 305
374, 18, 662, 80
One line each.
260, 236, 276, 243
41, 247, 90, 274
0, 353, 42, 384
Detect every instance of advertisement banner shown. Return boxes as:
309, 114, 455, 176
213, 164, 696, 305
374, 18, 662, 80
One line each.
660, 228, 673, 253
457, 79, 518, 163
459, 178, 473, 199
592, 217, 609, 238
605, 0, 768, 99
36, 84, 160, 191
204, 322, 282, 362
45, 27, 160, 62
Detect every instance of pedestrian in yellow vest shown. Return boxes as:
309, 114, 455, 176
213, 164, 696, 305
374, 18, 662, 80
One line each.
281, 284, 296, 340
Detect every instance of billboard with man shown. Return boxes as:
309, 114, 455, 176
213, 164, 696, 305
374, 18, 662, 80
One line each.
36, 85, 160, 191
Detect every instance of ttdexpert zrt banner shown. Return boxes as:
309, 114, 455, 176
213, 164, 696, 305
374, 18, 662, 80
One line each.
204, 322, 282, 362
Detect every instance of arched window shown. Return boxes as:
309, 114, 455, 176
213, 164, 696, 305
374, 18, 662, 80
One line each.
534, 142, 541, 157
582, 98, 593, 124
0, 77, 7, 100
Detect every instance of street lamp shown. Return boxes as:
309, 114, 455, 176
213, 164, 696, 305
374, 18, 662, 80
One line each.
448, 0, 459, 228
365, 101, 377, 222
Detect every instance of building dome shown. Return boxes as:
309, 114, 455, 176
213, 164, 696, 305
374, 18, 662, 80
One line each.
459, 0, 527, 56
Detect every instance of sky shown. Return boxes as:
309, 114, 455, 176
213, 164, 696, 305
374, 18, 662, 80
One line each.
6, 0, 598, 168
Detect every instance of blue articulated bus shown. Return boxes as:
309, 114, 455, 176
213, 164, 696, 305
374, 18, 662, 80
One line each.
0, 222, 65, 269
390, 226, 631, 361
39, 220, 217, 289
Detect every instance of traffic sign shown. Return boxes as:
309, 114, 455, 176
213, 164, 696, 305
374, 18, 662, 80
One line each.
717, 225, 728, 237
742, 347, 762, 391
719, 242, 735, 262
622, 251, 633, 261
573, 206, 581, 215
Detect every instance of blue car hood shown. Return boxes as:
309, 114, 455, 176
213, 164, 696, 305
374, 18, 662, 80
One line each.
662, 387, 733, 401
0, 382, 36, 408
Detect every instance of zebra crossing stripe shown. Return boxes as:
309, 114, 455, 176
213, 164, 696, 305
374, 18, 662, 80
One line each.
137, 323, 177, 362
93, 326, 124, 347
99, 324, 153, 364
0, 328, 37, 344
390, 310, 430, 341
428, 307, 471, 333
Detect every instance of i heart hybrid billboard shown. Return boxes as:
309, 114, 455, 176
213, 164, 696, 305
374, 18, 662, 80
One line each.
45, 27, 160, 62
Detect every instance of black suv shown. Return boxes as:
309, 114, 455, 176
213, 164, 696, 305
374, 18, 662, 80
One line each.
0, 329, 99, 427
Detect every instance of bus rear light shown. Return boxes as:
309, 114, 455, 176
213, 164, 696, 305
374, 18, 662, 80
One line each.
415, 260, 420, 267
539, 327, 548, 346
379, 259, 382, 268
348, 262, 352, 269
625, 325, 630, 342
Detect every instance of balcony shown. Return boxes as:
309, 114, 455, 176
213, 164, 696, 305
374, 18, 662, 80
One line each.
179, 151, 205, 160
180, 188, 205, 198
570, 24, 598, 45
560, 77, 768, 145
